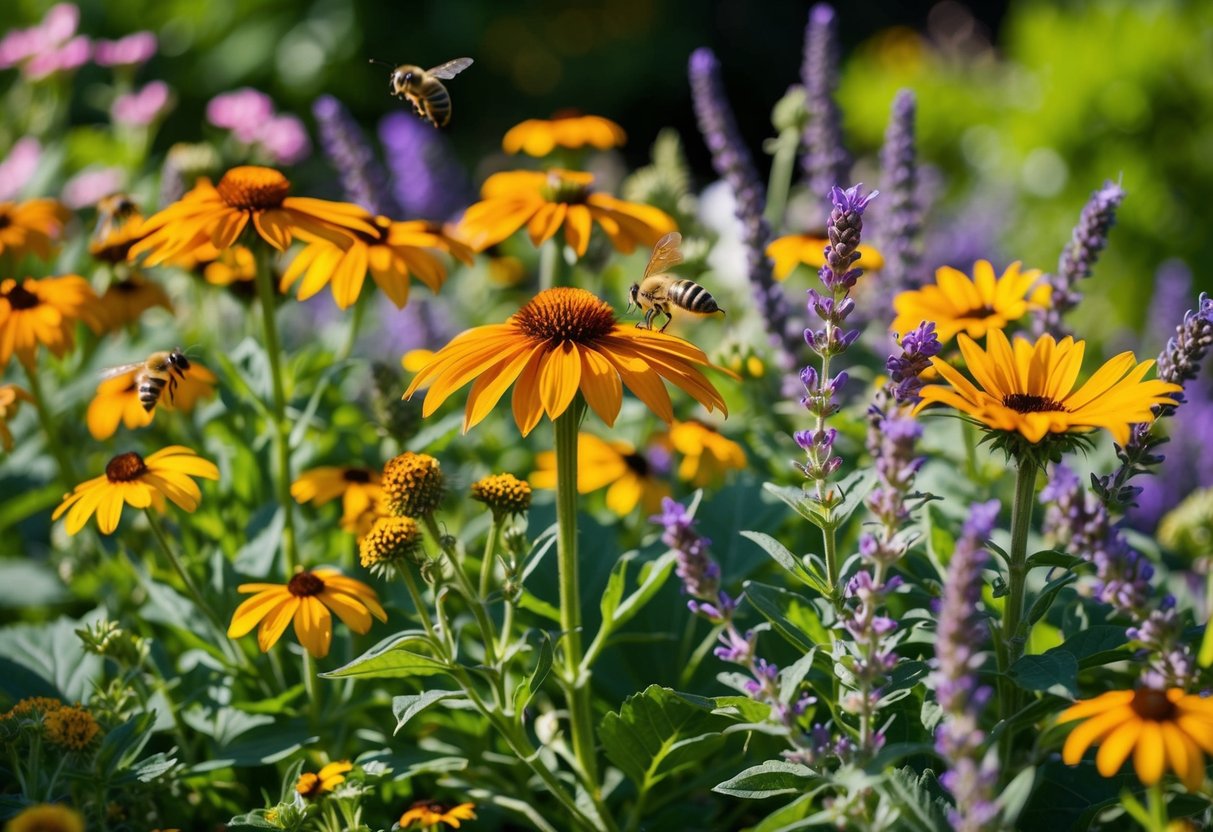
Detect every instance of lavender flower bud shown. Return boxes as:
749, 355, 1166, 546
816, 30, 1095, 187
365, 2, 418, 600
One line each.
800, 4, 850, 219
313, 95, 400, 217
877, 90, 923, 293
818, 184, 877, 292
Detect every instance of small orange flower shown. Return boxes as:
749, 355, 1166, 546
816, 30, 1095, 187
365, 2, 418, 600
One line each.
290, 466, 384, 536
399, 801, 477, 830
0, 275, 101, 368
890, 260, 1049, 343
0, 384, 32, 451
95, 274, 173, 332
458, 169, 675, 257
502, 113, 626, 156
296, 760, 353, 798
0, 198, 70, 262
766, 233, 883, 281
668, 419, 746, 487
530, 432, 669, 516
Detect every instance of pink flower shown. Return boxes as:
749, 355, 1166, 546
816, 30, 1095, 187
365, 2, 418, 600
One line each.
41, 4, 80, 44
61, 167, 125, 209
0, 28, 41, 69
112, 80, 172, 127
206, 88, 275, 143
25, 35, 91, 80
256, 114, 311, 165
0, 138, 42, 201
94, 31, 157, 67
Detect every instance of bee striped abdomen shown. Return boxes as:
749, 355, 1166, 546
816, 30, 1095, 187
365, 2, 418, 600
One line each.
421, 80, 452, 127
138, 376, 167, 411
669, 279, 721, 314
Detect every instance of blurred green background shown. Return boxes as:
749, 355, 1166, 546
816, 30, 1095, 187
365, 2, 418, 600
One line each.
2, 0, 1211, 336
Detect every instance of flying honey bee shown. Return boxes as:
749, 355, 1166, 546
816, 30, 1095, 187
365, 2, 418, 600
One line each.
372, 57, 474, 128
627, 232, 725, 332
101, 349, 192, 411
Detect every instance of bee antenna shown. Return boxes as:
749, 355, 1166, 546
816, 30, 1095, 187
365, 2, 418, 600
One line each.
368, 58, 395, 67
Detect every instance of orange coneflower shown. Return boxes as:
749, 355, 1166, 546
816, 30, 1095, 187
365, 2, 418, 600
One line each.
280, 216, 473, 310
226, 569, 386, 658
95, 274, 173, 332
0, 275, 101, 369
290, 466, 383, 535
668, 419, 746, 488
399, 801, 477, 830
128, 165, 376, 266
0, 198, 70, 262
916, 330, 1182, 445
891, 260, 1049, 343
502, 113, 626, 156
0, 384, 32, 451
457, 169, 675, 257
295, 760, 353, 798
52, 446, 220, 535
404, 287, 727, 436
766, 232, 883, 282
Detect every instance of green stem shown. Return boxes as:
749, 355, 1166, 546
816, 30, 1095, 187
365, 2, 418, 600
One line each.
1002, 459, 1038, 667
253, 250, 300, 575
337, 290, 368, 361
302, 651, 320, 727
479, 515, 502, 599
400, 565, 439, 645
1146, 781, 1168, 832
22, 359, 77, 484
422, 513, 498, 666
538, 238, 571, 290
763, 127, 799, 229
144, 509, 222, 636
554, 408, 600, 791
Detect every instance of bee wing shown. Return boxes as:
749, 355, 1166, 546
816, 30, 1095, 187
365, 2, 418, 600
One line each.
99, 362, 143, 380
643, 232, 684, 279
427, 57, 474, 80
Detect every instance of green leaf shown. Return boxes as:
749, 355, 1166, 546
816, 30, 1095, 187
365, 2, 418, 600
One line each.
0, 559, 70, 607
1200, 620, 1213, 668
885, 766, 952, 832
611, 551, 677, 628
599, 552, 630, 623
1054, 625, 1129, 667
761, 471, 877, 531
0, 610, 104, 702
712, 760, 818, 799
95, 711, 156, 778
998, 766, 1037, 827
392, 689, 467, 734
1008, 650, 1079, 697
925, 503, 956, 567
1026, 549, 1085, 570
740, 531, 817, 589
512, 632, 553, 716
320, 632, 449, 680
743, 581, 829, 651
1024, 571, 1077, 631
1017, 758, 1128, 829
189, 719, 316, 772
599, 685, 728, 793
516, 589, 561, 623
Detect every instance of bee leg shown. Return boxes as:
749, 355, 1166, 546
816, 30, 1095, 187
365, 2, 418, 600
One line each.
659, 311, 672, 333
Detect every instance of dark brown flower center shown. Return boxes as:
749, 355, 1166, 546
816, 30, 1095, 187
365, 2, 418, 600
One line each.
623, 452, 649, 477
216, 166, 290, 210
3, 283, 40, 310
957, 305, 997, 318
0, 213, 10, 230
105, 452, 148, 482
342, 468, 373, 483
113, 278, 140, 295
1130, 688, 1176, 721
287, 571, 325, 597
541, 171, 590, 204
1003, 393, 1068, 414
513, 287, 617, 344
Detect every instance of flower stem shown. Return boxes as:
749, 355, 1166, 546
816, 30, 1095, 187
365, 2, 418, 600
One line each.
1146, 781, 1169, 832
337, 290, 368, 361
422, 512, 498, 666
22, 358, 77, 485
1002, 459, 1038, 666
400, 565, 439, 645
253, 250, 299, 576
479, 515, 501, 598
538, 238, 571, 290
302, 650, 320, 726
554, 407, 600, 791
763, 126, 799, 229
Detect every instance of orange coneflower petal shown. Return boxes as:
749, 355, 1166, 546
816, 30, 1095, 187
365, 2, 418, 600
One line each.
1062, 705, 1134, 765
420, 335, 522, 417
252, 209, 293, 251
463, 343, 541, 432
579, 347, 623, 426
1063, 352, 1139, 411
295, 596, 333, 658
1133, 722, 1166, 785
316, 571, 388, 621
1095, 719, 1144, 777
96, 490, 128, 534
1176, 715, 1213, 755
1161, 721, 1203, 791
331, 243, 370, 310
227, 589, 288, 637
511, 348, 549, 437
296, 245, 346, 302
527, 202, 567, 248
210, 210, 249, 251
605, 473, 643, 515
564, 204, 593, 257
62, 484, 109, 535
538, 341, 582, 420
259, 596, 301, 653
141, 473, 202, 512
1058, 692, 1134, 725
319, 589, 372, 634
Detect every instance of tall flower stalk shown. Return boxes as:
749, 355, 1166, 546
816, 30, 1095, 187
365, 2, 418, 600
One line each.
688, 47, 798, 370
800, 4, 850, 224
876, 90, 922, 295
313, 94, 400, 217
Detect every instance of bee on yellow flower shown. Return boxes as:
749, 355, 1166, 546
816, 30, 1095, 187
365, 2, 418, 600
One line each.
86, 363, 217, 440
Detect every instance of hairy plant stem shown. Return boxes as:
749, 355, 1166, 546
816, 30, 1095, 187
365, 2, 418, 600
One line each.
554, 406, 600, 793
22, 358, 77, 484
997, 458, 1038, 752
479, 515, 502, 598
253, 248, 299, 576
423, 512, 499, 667
400, 564, 439, 643
302, 650, 320, 727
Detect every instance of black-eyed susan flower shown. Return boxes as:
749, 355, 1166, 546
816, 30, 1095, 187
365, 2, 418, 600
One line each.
457, 169, 675, 257
1059, 688, 1213, 790
0, 383, 31, 451
502, 113, 626, 156
668, 419, 746, 488
359, 516, 423, 571
42, 704, 100, 750
0, 198, 70, 262
128, 165, 376, 266
530, 432, 670, 515
86, 364, 217, 441
291, 466, 383, 535
52, 446, 220, 535
0, 275, 101, 369
470, 473, 532, 518
381, 452, 445, 517
201, 245, 257, 286
891, 260, 1049, 342
88, 193, 147, 264
280, 216, 472, 310
916, 330, 1182, 446
1, 696, 64, 721
399, 801, 477, 830
296, 760, 353, 798
404, 287, 727, 436
226, 568, 387, 658
4, 803, 85, 832
766, 232, 883, 282
95, 274, 173, 332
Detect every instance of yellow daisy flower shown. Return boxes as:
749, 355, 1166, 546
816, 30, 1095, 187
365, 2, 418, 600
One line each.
226, 568, 387, 658
399, 801, 477, 830
52, 446, 221, 535
290, 466, 384, 535
766, 232, 883, 282
85, 363, 217, 440
457, 169, 675, 257
0, 275, 101, 369
0, 198, 70, 262
95, 274, 173, 332
201, 245, 257, 286
88, 193, 147, 264
915, 330, 1181, 445
1058, 688, 1213, 790
0, 383, 32, 451
4, 803, 85, 832
280, 216, 473, 310
502, 113, 627, 156
296, 760, 353, 798
668, 419, 747, 488
129, 165, 376, 266
531, 432, 670, 516
890, 260, 1049, 342
404, 287, 727, 436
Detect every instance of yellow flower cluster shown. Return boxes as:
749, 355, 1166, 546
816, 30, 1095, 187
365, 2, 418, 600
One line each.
382, 452, 446, 517
359, 516, 423, 569
470, 473, 532, 518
